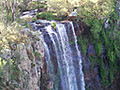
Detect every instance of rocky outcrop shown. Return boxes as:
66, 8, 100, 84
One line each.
74, 21, 120, 90
0, 28, 51, 90
4, 20, 118, 90
14, 28, 46, 90
73, 20, 88, 36
81, 48, 120, 90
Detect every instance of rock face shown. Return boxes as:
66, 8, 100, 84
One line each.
73, 20, 88, 36
14, 20, 120, 90
3, 20, 119, 90
29, 20, 86, 90
10, 29, 48, 90
74, 21, 120, 90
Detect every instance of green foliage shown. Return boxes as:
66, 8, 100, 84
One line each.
36, 12, 62, 21
47, 0, 72, 16
0, 22, 27, 49
51, 22, 56, 29
90, 19, 102, 40
32, 18, 37, 22
98, 57, 109, 87
0, 56, 21, 89
94, 43, 102, 56
35, 52, 40, 58
26, 1, 46, 10
31, 63, 35, 67
78, 1, 119, 88
107, 50, 115, 63
102, 31, 109, 47
15, 17, 22, 23
8, 12, 12, 22
88, 55, 96, 68
0, 20, 33, 89
113, 41, 119, 57
36, 12, 55, 20
78, 36, 88, 55
107, 50, 115, 84
77, 0, 115, 21
24, 21, 30, 28
109, 69, 114, 84
0, 22, 28, 88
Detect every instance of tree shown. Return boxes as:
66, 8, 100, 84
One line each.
47, 0, 73, 16
77, 0, 115, 22
0, 0, 12, 24
11, 0, 15, 22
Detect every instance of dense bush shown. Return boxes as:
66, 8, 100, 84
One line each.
94, 43, 102, 56
47, 0, 72, 16
77, 0, 120, 88
78, 36, 88, 55
26, 1, 47, 10
36, 12, 54, 20
36, 12, 62, 20
0, 22, 27, 49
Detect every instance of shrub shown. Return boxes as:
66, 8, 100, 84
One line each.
8, 12, 12, 22
0, 22, 27, 49
32, 18, 37, 22
36, 12, 62, 21
95, 43, 102, 56
88, 55, 96, 68
35, 52, 40, 58
51, 22, 56, 29
78, 36, 88, 55
99, 57, 109, 87
36, 12, 56, 20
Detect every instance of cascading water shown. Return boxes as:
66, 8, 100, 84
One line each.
33, 20, 85, 90
70, 22, 85, 90
41, 35, 53, 74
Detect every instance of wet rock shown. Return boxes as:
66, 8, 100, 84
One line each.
20, 9, 38, 19
87, 45, 96, 55
20, 14, 34, 19
36, 24, 45, 28
73, 21, 88, 36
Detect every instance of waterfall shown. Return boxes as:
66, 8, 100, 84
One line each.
56, 24, 78, 90
41, 35, 53, 74
70, 22, 85, 90
46, 25, 67, 90
39, 21, 85, 90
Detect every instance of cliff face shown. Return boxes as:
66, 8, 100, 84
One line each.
1, 20, 119, 90
15, 29, 45, 90
74, 20, 120, 90
18, 21, 119, 90
1, 28, 49, 90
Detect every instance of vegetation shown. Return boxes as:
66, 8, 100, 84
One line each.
88, 56, 96, 69
36, 12, 62, 21
0, 0, 120, 89
75, 0, 119, 88
78, 36, 88, 55
47, 0, 73, 16
51, 22, 56, 29
0, 22, 26, 89
0, 56, 21, 89
99, 57, 109, 87
94, 43, 102, 56
35, 52, 40, 58
36, 12, 55, 20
